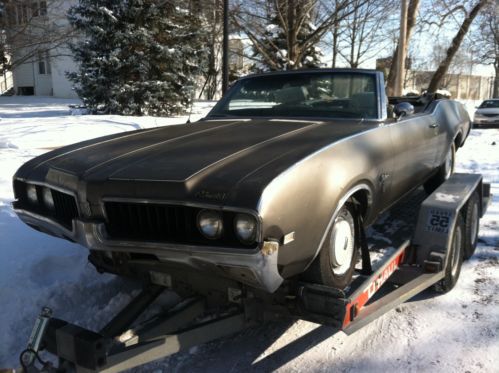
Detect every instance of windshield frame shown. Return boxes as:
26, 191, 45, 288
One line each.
205, 69, 387, 122
478, 100, 499, 109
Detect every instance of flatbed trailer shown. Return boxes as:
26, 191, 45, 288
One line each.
19, 173, 491, 373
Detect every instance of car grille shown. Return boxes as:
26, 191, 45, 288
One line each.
104, 201, 255, 249
14, 180, 79, 230
482, 113, 499, 117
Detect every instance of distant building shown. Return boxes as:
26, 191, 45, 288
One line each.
3, 0, 78, 98
405, 70, 495, 100
375, 58, 495, 100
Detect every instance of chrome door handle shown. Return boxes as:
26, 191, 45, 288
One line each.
429, 122, 439, 128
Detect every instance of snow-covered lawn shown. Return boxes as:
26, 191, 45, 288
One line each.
0, 97, 200, 367
1, 97, 498, 371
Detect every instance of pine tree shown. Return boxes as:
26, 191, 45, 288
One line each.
67, 0, 208, 116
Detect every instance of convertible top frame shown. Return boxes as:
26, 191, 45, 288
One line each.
20, 173, 491, 373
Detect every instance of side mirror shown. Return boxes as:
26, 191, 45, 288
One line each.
394, 102, 415, 119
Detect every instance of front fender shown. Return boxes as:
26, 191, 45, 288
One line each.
257, 126, 390, 278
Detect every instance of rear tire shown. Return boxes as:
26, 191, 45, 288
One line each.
306, 202, 359, 289
463, 192, 480, 260
435, 214, 464, 293
424, 142, 455, 194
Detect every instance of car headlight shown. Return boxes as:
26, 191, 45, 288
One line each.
474, 112, 483, 118
42, 187, 55, 210
235, 213, 257, 243
197, 209, 223, 239
26, 184, 38, 204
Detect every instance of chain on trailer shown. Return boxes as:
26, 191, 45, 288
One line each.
17, 173, 491, 372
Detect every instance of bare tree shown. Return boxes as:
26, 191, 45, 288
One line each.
470, 0, 498, 96
194, 0, 248, 99
0, 0, 75, 72
426, 0, 488, 93
232, 0, 362, 70
336, 0, 396, 68
330, 0, 340, 67
195, 0, 223, 99
385, 0, 419, 96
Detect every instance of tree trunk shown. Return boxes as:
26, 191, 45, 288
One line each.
494, 57, 499, 97
287, 0, 298, 69
331, 0, 339, 68
427, 0, 487, 93
332, 22, 339, 67
394, 0, 408, 96
349, 4, 358, 68
386, 0, 419, 96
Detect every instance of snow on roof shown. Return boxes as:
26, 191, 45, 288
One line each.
436, 89, 452, 97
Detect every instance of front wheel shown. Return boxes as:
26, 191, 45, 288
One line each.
306, 202, 359, 289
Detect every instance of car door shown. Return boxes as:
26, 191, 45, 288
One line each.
387, 114, 440, 203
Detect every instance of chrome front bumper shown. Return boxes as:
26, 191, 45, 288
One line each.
14, 208, 284, 293
474, 117, 499, 125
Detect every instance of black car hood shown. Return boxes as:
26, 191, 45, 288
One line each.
18, 118, 371, 207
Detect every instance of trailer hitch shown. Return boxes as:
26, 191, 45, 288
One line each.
19, 307, 53, 372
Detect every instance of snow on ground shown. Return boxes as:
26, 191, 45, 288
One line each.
0, 97, 498, 371
0, 96, 211, 367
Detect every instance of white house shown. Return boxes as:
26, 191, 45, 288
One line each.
5, 0, 78, 98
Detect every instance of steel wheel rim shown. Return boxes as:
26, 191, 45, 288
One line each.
451, 226, 462, 278
330, 215, 354, 275
470, 202, 479, 246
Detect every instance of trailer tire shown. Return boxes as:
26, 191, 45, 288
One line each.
435, 214, 464, 293
463, 192, 480, 260
306, 202, 359, 290
424, 143, 455, 195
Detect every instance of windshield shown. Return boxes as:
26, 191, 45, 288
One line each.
479, 100, 499, 109
209, 72, 378, 119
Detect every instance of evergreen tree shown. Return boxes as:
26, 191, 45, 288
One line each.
67, 0, 208, 116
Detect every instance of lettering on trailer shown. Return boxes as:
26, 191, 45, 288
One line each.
365, 259, 398, 299
342, 247, 407, 329
425, 208, 453, 234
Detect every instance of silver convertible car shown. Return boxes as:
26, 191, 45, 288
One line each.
12, 69, 471, 293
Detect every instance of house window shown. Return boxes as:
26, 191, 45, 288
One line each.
39, 1, 47, 16
32, 1, 47, 18
38, 54, 46, 75
10, 1, 48, 24
46, 51, 51, 74
38, 51, 51, 75
31, 2, 39, 17
18, 87, 35, 95
17, 4, 28, 24
6, 4, 17, 26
